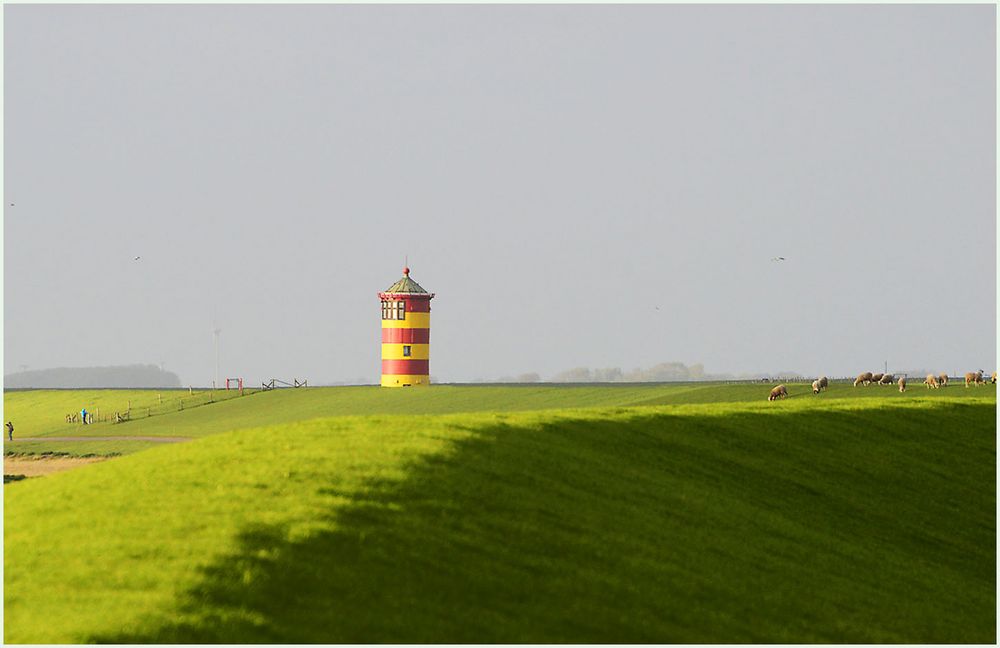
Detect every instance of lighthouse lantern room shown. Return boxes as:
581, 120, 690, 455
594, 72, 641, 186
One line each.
379, 266, 434, 387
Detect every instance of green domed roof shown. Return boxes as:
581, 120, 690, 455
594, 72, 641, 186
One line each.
384, 268, 428, 294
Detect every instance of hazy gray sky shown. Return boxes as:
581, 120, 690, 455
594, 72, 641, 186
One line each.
4, 4, 996, 385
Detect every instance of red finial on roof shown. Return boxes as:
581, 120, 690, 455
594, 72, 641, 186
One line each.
403, 266, 410, 276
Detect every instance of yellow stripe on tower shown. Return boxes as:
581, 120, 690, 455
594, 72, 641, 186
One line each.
381, 343, 430, 360
380, 374, 431, 387
381, 312, 431, 329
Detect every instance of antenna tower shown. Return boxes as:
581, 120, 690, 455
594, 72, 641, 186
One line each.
213, 326, 221, 389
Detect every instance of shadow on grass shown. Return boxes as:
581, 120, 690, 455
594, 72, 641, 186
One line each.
94, 403, 996, 643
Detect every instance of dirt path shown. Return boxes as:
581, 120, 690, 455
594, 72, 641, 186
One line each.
5, 456, 110, 478
7, 436, 191, 443
5, 437, 191, 481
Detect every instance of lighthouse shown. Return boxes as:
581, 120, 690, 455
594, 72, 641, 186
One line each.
379, 266, 434, 387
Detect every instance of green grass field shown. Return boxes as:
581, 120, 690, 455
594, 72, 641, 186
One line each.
4, 380, 988, 442
5, 438, 167, 458
3, 384, 996, 642
2, 388, 247, 440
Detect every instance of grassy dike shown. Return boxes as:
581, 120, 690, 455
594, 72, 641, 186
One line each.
4, 397, 995, 643
4, 381, 988, 443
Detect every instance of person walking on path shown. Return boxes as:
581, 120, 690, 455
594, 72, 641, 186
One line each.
5, 421, 12, 441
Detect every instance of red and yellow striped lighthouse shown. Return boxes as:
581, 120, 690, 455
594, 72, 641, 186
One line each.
379, 266, 434, 387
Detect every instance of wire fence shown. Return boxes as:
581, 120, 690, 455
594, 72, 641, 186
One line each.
64, 388, 261, 427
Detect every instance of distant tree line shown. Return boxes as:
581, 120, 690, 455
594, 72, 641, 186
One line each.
545, 362, 804, 383
4, 364, 182, 389
485, 372, 542, 384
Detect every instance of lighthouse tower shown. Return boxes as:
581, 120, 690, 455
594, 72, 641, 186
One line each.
378, 266, 435, 387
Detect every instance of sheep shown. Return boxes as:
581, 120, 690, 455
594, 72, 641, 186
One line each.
898, 376, 907, 392
938, 373, 948, 387
964, 371, 984, 387
854, 372, 873, 387
818, 376, 828, 390
879, 373, 894, 385
871, 373, 884, 384
924, 374, 939, 389
812, 380, 821, 394
992, 371, 997, 384
768, 384, 788, 401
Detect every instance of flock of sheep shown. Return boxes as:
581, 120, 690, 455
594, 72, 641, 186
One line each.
917, 369, 997, 390
767, 370, 997, 401
852, 371, 904, 389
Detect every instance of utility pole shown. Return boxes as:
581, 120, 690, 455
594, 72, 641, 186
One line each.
213, 327, 221, 389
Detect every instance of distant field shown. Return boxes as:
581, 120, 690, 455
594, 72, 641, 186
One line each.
4, 381, 991, 442
4, 388, 995, 643
2, 388, 247, 440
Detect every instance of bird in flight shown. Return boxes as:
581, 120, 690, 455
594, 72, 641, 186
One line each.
771, 256, 786, 262
133, 256, 141, 261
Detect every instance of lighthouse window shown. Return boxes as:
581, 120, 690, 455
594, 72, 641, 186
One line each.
382, 301, 407, 320
403, 345, 412, 357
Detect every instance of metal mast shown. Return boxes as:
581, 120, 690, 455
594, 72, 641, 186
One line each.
213, 326, 221, 389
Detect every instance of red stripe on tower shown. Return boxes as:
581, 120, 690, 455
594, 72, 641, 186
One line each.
376, 294, 432, 313
382, 359, 430, 375
382, 328, 431, 344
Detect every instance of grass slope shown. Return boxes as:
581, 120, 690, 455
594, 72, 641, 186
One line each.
2, 388, 246, 439
5, 439, 167, 457
6, 381, 991, 443
4, 397, 995, 643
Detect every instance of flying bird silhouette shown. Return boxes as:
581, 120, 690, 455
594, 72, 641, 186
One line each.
133, 256, 141, 261
771, 256, 786, 262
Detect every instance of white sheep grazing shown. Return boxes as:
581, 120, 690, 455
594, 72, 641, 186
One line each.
812, 380, 821, 394
768, 384, 788, 401
879, 374, 894, 385
938, 373, 948, 387
965, 371, 984, 387
818, 376, 829, 390
925, 374, 939, 389
854, 372, 873, 387
898, 376, 906, 392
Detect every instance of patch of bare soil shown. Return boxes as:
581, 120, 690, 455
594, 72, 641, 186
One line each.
4, 455, 109, 479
